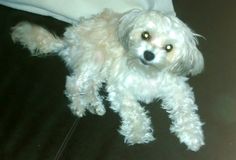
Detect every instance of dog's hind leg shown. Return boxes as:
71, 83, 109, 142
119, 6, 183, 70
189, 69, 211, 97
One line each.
86, 81, 106, 116
65, 73, 105, 117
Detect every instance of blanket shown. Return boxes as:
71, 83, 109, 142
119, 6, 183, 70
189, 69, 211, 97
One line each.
0, 0, 175, 23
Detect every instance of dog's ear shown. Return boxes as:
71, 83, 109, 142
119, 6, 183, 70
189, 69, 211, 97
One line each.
187, 39, 204, 76
117, 9, 142, 49
170, 19, 204, 76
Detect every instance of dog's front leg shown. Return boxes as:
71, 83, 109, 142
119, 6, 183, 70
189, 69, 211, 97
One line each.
108, 90, 155, 144
161, 79, 204, 151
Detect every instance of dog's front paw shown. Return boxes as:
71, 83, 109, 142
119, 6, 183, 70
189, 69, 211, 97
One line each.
120, 125, 155, 145
172, 125, 204, 151
185, 134, 204, 152
125, 131, 155, 145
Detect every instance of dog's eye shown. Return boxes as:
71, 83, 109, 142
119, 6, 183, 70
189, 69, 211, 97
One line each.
164, 44, 173, 52
141, 31, 151, 41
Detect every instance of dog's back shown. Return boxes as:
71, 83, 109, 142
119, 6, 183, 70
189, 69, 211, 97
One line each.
11, 10, 123, 72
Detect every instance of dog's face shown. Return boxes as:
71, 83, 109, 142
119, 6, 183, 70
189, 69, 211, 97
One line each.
118, 10, 204, 76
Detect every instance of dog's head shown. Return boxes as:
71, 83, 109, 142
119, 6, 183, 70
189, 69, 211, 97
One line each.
118, 10, 204, 76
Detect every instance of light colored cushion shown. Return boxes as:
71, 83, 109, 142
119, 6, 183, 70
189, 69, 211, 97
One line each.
0, 0, 175, 23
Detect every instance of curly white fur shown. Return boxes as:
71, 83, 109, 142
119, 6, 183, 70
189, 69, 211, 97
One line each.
11, 9, 204, 151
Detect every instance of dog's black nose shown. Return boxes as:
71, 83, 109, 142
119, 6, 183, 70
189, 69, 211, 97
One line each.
144, 50, 155, 61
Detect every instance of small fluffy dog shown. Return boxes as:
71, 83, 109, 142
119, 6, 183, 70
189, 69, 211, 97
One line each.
12, 9, 204, 151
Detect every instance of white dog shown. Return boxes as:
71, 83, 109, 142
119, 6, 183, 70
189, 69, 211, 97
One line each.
11, 9, 204, 151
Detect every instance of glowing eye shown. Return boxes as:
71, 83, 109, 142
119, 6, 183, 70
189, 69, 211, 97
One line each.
141, 31, 151, 41
164, 44, 173, 52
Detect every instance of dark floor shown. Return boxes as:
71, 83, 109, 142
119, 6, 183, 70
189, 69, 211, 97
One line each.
1, 1, 236, 160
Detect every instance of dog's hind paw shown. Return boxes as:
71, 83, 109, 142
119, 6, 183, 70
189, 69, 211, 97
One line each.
72, 108, 86, 117
88, 103, 106, 116
95, 106, 106, 116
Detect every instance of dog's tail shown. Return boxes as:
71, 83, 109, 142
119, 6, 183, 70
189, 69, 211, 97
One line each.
11, 22, 65, 56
